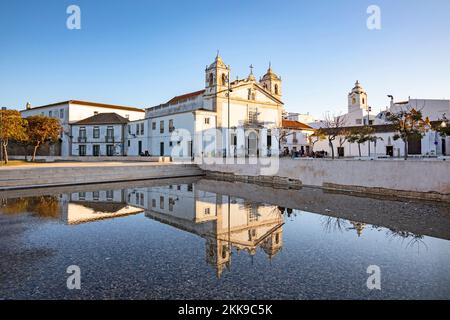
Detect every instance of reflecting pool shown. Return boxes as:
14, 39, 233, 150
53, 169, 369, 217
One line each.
1, 177, 449, 299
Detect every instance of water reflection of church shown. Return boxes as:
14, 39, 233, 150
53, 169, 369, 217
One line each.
126, 182, 284, 278
42, 181, 285, 278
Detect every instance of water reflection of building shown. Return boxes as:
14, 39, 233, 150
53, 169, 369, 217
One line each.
0, 183, 284, 277
127, 183, 284, 278
62, 190, 144, 224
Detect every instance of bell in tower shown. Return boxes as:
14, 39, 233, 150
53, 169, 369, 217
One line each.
205, 52, 230, 95
348, 80, 368, 113
260, 63, 282, 98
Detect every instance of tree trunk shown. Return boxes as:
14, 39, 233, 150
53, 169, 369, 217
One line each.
32, 143, 40, 162
358, 143, 361, 157
329, 140, 335, 159
2, 143, 8, 164
404, 138, 408, 160
23, 145, 28, 161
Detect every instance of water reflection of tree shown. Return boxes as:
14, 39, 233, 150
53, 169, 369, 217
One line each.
321, 216, 349, 233
386, 229, 428, 252
0, 196, 60, 219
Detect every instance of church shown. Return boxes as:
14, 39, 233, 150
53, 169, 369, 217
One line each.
134, 54, 285, 158
313, 81, 450, 158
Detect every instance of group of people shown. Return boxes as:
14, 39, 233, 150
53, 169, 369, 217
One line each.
281, 147, 328, 158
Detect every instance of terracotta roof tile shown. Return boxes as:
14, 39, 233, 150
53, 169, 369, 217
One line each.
282, 119, 314, 130
167, 90, 205, 104
21, 100, 144, 113
73, 113, 129, 125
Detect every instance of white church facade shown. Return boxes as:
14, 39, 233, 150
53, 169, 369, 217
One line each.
140, 55, 284, 158
19, 56, 286, 159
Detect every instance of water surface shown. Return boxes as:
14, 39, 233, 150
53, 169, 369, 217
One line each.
1, 178, 449, 299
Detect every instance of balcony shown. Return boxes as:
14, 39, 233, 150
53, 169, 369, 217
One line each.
105, 136, 115, 143
78, 136, 87, 143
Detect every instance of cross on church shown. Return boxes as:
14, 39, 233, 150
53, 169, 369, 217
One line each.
249, 64, 254, 74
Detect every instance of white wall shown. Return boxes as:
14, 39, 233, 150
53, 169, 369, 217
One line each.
126, 120, 149, 156
21, 102, 145, 156
281, 129, 312, 154
21, 103, 71, 156
314, 130, 449, 157
148, 112, 196, 157
391, 99, 450, 121
71, 124, 125, 156
68, 103, 144, 122
200, 158, 450, 196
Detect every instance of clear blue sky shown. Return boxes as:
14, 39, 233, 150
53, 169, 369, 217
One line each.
1, 0, 449, 117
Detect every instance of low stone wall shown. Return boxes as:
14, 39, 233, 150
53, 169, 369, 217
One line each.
206, 171, 302, 189
7, 140, 61, 157
9, 155, 172, 162
199, 158, 450, 202
0, 163, 203, 190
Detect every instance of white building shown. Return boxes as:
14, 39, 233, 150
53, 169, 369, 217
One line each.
314, 83, 450, 157
387, 97, 450, 122
285, 112, 316, 124
142, 55, 284, 158
20, 100, 145, 156
71, 113, 129, 156
19, 57, 286, 159
126, 119, 149, 156
344, 81, 376, 126
280, 119, 315, 156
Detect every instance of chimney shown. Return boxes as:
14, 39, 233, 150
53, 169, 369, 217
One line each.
26, 102, 32, 110
387, 95, 394, 108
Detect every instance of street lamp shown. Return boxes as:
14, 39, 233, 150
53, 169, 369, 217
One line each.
367, 106, 372, 157
225, 67, 233, 158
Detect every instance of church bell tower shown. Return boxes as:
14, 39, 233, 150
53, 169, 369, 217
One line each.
348, 80, 368, 113
205, 53, 230, 95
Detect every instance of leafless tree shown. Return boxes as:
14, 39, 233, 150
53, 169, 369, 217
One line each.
321, 113, 348, 159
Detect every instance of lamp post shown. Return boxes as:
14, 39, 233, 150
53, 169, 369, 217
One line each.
0, 108, 3, 163
367, 106, 372, 157
225, 66, 233, 158
441, 115, 448, 156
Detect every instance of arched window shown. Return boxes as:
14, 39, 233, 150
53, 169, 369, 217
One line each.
209, 73, 214, 87
221, 73, 226, 86
274, 84, 279, 95
352, 97, 356, 104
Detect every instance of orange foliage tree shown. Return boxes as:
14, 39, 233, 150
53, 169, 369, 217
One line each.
25, 115, 61, 161
0, 109, 27, 164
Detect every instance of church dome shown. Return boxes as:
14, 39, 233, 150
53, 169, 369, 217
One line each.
208, 54, 227, 69
262, 64, 280, 81
351, 80, 366, 94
